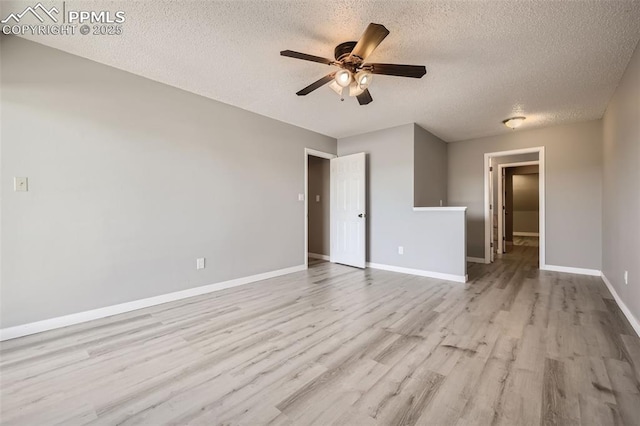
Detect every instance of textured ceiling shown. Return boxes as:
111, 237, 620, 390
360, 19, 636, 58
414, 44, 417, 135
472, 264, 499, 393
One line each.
3, 0, 640, 141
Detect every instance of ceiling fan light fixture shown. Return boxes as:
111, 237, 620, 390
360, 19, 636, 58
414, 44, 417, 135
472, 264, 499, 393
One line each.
349, 82, 365, 97
281, 23, 427, 105
328, 80, 344, 96
335, 69, 352, 88
503, 116, 526, 129
355, 70, 372, 89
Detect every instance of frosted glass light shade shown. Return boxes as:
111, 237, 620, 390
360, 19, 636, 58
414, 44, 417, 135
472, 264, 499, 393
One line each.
335, 69, 352, 88
349, 82, 364, 97
355, 71, 372, 89
503, 117, 526, 129
328, 80, 343, 96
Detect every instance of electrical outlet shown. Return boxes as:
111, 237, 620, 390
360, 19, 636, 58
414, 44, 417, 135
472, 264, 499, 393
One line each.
316, 195, 320, 202
398, 246, 404, 255
624, 270, 628, 285
196, 258, 205, 270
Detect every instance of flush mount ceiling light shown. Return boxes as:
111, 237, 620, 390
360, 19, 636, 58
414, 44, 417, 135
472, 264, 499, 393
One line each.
503, 116, 526, 129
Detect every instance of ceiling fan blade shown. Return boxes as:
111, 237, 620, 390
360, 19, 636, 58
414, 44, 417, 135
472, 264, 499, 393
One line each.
350, 23, 390, 61
296, 73, 336, 96
280, 50, 334, 65
367, 63, 427, 78
356, 89, 373, 105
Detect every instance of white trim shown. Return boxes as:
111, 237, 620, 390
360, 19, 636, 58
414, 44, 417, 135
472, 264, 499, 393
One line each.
412, 207, 467, 212
308, 252, 330, 261
304, 148, 336, 268
541, 264, 601, 276
367, 262, 467, 283
484, 146, 546, 268
489, 162, 494, 262
305, 148, 336, 160
0, 264, 306, 341
466, 257, 485, 263
498, 161, 540, 168
498, 164, 504, 255
513, 232, 539, 237
540, 148, 546, 269
498, 164, 505, 255
497, 161, 540, 254
601, 273, 640, 337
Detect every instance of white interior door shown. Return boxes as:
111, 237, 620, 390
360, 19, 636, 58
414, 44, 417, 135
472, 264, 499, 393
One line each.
330, 153, 366, 268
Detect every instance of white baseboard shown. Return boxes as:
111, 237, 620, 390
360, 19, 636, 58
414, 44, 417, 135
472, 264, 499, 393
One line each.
513, 232, 539, 237
466, 257, 486, 264
367, 262, 467, 283
0, 264, 307, 342
308, 252, 330, 261
601, 273, 640, 337
540, 264, 601, 277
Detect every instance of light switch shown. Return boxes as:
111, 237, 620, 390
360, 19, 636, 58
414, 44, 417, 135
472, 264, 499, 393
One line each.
298, 194, 304, 201
316, 195, 320, 202
196, 258, 205, 270
14, 177, 28, 192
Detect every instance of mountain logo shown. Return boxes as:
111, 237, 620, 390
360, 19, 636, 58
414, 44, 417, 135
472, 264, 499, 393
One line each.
1, 3, 59, 24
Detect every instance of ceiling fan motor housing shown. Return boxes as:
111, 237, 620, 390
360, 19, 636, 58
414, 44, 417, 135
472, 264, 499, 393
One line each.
334, 41, 358, 62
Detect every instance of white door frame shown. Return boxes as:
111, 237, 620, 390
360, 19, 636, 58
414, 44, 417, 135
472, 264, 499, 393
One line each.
489, 165, 495, 262
484, 147, 546, 267
497, 160, 540, 254
304, 148, 337, 268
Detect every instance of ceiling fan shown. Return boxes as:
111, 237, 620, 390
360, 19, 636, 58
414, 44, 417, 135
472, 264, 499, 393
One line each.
280, 23, 427, 105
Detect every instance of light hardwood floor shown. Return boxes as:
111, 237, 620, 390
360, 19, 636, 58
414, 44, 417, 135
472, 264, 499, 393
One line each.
1, 245, 639, 425
512, 235, 539, 247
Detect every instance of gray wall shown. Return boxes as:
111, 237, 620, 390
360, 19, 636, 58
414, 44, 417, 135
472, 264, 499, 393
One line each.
602, 41, 640, 323
307, 156, 330, 256
414, 124, 448, 207
338, 124, 466, 277
1, 36, 336, 328
448, 120, 602, 270
505, 165, 539, 240
513, 174, 539, 233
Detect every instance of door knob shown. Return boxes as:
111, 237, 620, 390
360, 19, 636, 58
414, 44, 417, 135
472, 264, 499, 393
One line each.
358, 213, 365, 218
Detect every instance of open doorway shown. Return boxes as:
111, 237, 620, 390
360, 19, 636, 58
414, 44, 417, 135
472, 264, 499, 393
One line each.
307, 155, 330, 261
304, 148, 336, 267
497, 161, 539, 255
484, 147, 546, 268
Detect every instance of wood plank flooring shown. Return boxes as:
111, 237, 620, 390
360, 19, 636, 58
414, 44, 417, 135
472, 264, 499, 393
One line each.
1, 244, 639, 425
